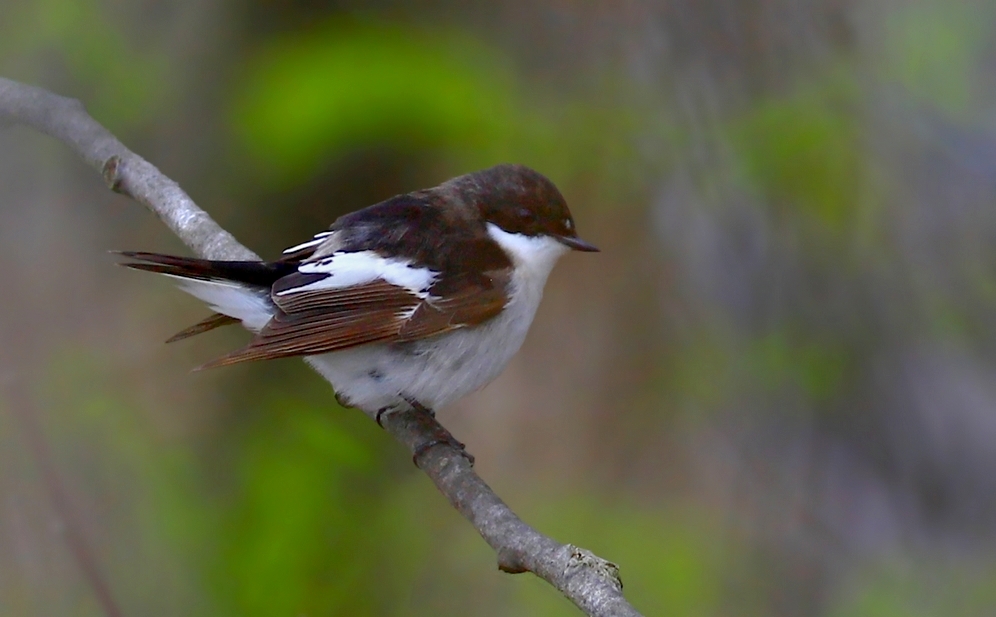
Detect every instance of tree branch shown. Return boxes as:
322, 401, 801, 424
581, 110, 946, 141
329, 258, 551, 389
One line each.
0, 76, 642, 617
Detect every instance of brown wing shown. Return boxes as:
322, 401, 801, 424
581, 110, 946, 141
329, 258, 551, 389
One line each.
272, 278, 416, 313
198, 273, 509, 369
397, 274, 509, 341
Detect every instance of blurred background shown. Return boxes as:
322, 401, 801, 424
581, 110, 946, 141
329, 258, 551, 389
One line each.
2, 0, 996, 615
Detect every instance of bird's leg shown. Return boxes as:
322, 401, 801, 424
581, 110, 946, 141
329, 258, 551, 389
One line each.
403, 396, 475, 467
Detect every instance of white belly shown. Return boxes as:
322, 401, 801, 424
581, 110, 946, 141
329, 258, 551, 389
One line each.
305, 285, 539, 414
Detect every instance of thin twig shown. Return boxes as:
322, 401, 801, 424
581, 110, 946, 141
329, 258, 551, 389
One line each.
0, 76, 642, 617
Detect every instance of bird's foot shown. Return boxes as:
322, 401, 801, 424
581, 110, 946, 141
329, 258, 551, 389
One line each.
375, 397, 435, 427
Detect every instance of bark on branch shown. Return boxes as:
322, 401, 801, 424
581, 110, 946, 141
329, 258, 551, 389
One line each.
0, 76, 643, 617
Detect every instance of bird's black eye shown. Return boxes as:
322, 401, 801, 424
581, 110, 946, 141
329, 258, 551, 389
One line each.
564, 219, 573, 231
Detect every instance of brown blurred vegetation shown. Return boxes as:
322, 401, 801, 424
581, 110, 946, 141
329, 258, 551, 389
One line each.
3, 0, 996, 615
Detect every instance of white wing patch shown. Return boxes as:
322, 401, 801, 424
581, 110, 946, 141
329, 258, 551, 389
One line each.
281, 231, 333, 255
279, 250, 437, 297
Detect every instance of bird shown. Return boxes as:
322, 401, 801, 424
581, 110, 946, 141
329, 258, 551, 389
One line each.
119, 164, 597, 460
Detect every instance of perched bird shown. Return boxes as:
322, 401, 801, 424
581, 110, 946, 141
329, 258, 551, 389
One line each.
120, 164, 597, 449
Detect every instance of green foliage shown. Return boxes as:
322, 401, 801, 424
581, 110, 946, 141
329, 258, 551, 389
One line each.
732, 74, 864, 230
746, 330, 850, 402
39, 350, 215, 617
882, 4, 988, 117
228, 18, 648, 202
830, 561, 996, 617
215, 398, 376, 616
0, 0, 166, 129
231, 21, 521, 187
658, 332, 736, 420
662, 326, 851, 418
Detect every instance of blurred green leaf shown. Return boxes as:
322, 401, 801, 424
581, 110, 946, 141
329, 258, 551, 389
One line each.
883, 4, 988, 117
664, 332, 735, 411
732, 74, 863, 230
216, 399, 373, 616
40, 348, 216, 617
229, 19, 651, 201
746, 330, 850, 401
231, 22, 521, 187
0, 0, 167, 129
830, 561, 996, 617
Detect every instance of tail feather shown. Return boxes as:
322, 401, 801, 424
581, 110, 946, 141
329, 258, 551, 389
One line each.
118, 251, 286, 338
194, 348, 265, 371
165, 312, 240, 343
116, 251, 295, 287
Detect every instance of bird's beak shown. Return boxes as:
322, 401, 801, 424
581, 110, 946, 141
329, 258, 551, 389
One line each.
556, 235, 600, 252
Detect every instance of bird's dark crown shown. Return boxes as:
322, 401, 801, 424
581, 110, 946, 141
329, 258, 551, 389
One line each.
455, 164, 580, 241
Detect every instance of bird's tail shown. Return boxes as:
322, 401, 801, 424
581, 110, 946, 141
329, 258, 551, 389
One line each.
116, 251, 293, 339
164, 312, 240, 343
